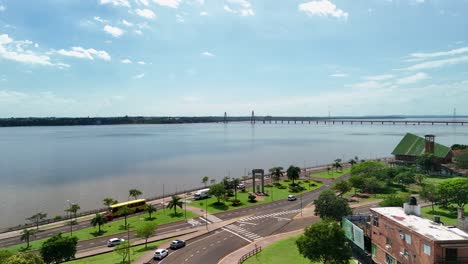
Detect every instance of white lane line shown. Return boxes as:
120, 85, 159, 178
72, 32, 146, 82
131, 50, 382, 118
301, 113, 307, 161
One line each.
272, 216, 291, 221
237, 221, 257, 226
198, 217, 212, 224
222, 227, 252, 243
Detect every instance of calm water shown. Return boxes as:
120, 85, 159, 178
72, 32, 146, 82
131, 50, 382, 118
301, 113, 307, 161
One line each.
1, 122, 468, 228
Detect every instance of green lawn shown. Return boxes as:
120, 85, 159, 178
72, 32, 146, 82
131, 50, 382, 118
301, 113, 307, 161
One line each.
421, 204, 468, 226
4, 209, 198, 253
68, 239, 170, 264
243, 235, 355, 264
189, 180, 323, 214
310, 167, 351, 179
424, 176, 465, 185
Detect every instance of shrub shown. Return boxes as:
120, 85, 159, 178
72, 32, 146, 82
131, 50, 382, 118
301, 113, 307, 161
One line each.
277, 185, 287, 189
379, 194, 410, 207
309, 183, 317, 187
273, 182, 282, 187
231, 199, 241, 206
303, 179, 310, 183
290, 185, 306, 193
264, 183, 273, 188
284, 179, 290, 182
248, 194, 257, 203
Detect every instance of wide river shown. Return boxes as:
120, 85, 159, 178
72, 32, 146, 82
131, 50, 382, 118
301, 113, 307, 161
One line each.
1, 121, 468, 229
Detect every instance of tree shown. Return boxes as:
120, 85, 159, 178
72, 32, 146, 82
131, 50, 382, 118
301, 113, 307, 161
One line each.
231, 178, 241, 205
269, 167, 284, 183
65, 203, 81, 223
455, 151, 468, 169
145, 204, 157, 220
414, 174, 427, 186
103, 198, 117, 211
90, 214, 108, 233
116, 206, 134, 229
210, 178, 216, 185
128, 189, 142, 200
333, 159, 342, 172
202, 176, 209, 187
114, 241, 131, 264
26, 212, 47, 230
209, 183, 226, 204
348, 159, 356, 166
20, 229, 36, 249
349, 175, 365, 193
437, 178, 468, 209
420, 183, 438, 214
0, 250, 13, 263
363, 177, 385, 194
350, 161, 385, 177
313, 190, 352, 221
332, 181, 351, 197
417, 153, 438, 173
136, 222, 157, 248
166, 195, 183, 215
286, 165, 301, 185
296, 220, 351, 264
395, 171, 415, 186
40, 233, 78, 264
4, 253, 45, 264
379, 194, 410, 207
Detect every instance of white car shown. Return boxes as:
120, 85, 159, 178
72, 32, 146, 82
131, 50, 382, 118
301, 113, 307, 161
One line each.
154, 249, 169, 260
107, 238, 125, 247
287, 195, 297, 201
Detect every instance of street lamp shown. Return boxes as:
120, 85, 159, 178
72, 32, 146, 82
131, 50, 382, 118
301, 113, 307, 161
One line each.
66, 200, 73, 236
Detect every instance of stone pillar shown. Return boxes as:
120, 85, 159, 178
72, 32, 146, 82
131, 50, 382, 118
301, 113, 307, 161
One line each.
252, 170, 256, 193
261, 171, 265, 193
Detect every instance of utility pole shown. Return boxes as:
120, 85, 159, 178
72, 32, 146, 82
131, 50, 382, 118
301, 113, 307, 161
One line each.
162, 184, 165, 214
127, 224, 130, 264
300, 193, 303, 217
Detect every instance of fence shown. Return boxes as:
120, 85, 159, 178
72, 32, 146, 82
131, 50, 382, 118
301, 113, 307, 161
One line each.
238, 246, 262, 264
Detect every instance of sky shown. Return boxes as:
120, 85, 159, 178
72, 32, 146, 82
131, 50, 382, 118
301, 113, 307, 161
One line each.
0, 0, 468, 117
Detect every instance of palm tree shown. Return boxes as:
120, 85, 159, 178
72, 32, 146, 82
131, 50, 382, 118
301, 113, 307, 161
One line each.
117, 206, 134, 229
103, 198, 117, 212
90, 213, 108, 233
349, 159, 356, 166
26, 212, 47, 230
333, 159, 342, 172
231, 178, 241, 201
202, 176, 209, 187
287, 165, 301, 186
20, 229, 36, 249
146, 204, 157, 219
129, 189, 142, 200
166, 195, 183, 215
269, 167, 284, 183
66, 203, 81, 223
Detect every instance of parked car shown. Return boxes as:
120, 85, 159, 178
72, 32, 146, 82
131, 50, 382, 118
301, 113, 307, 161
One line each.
154, 249, 169, 260
237, 183, 246, 190
107, 238, 125, 247
287, 195, 297, 201
170, 239, 186, 249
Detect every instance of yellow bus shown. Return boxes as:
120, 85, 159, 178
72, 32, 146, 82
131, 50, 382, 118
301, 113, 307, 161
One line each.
106, 199, 146, 220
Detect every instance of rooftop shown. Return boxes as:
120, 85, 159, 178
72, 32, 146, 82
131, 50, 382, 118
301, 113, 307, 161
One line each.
391, 133, 451, 159
371, 207, 468, 242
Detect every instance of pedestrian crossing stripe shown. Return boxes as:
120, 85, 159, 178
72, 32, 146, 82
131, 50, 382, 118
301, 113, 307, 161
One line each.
225, 224, 261, 240
239, 209, 301, 222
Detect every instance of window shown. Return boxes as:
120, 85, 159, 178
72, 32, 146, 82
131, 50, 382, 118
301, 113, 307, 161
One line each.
386, 237, 392, 246
385, 253, 396, 264
372, 243, 377, 258
405, 233, 411, 244
373, 215, 379, 227
403, 249, 409, 257
423, 243, 431, 256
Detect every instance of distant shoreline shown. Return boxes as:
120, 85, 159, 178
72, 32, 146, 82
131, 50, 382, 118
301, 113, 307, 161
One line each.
1, 115, 467, 127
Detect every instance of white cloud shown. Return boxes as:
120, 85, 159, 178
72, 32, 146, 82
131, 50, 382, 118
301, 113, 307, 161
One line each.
298, 0, 349, 20
136, 0, 150, 6
0, 34, 68, 67
135, 8, 156, 19
54, 47, 111, 61
364, 74, 394, 81
396, 72, 429, 84
99, 0, 131, 7
176, 14, 185, 23
153, 0, 181, 8
122, 19, 134, 27
200, 11, 209, 16
137, 61, 146, 64
121, 58, 132, 64
133, 73, 145, 79
104, 25, 124, 37
330, 73, 348, 78
193, 0, 204, 5
0, 4, 6, 12
134, 29, 143, 35
409, 46, 468, 60
94, 16, 108, 24
224, 0, 255, 16
200, 51, 215, 57
404, 55, 468, 71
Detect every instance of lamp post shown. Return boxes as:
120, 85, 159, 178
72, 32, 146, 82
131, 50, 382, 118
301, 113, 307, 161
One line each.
66, 200, 73, 236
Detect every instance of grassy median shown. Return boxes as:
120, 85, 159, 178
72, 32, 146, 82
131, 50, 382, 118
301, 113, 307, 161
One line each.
4, 209, 198, 253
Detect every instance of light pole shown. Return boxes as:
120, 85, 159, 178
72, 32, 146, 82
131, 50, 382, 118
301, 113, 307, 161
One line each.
205, 197, 208, 230
67, 200, 73, 236
300, 193, 303, 217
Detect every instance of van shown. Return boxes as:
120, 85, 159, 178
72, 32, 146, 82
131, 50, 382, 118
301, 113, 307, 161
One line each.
194, 188, 210, 200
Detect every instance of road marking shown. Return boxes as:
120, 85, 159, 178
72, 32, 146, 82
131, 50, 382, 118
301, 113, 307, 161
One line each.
273, 216, 291, 221
198, 217, 211, 224
237, 221, 257, 226
222, 227, 252, 243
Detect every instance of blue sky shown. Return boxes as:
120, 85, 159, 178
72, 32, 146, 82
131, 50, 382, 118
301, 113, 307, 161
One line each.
0, 0, 467, 117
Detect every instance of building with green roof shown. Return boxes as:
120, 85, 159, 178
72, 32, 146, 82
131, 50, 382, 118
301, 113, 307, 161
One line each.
392, 133, 452, 164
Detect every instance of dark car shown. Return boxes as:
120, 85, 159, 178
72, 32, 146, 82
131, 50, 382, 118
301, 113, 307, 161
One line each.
170, 239, 186, 249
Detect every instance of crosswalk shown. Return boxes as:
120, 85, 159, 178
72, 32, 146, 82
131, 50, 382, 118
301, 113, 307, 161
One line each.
223, 224, 261, 242
239, 209, 302, 222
